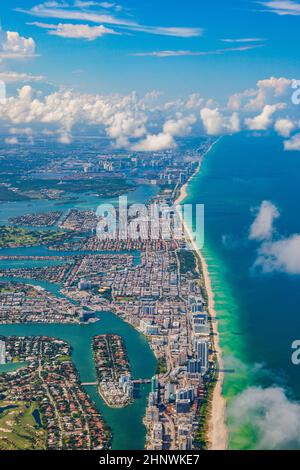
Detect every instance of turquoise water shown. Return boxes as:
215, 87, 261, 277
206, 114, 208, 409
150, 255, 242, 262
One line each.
0, 184, 158, 225
184, 133, 300, 449
0, 314, 156, 450
0, 183, 158, 449
0, 362, 28, 373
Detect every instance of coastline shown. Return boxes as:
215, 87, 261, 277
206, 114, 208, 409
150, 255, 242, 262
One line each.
175, 139, 228, 450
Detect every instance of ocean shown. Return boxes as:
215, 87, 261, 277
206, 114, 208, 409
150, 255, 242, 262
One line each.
185, 132, 300, 450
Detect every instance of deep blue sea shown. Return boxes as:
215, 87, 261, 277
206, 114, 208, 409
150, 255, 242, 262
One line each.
185, 132, 300, 449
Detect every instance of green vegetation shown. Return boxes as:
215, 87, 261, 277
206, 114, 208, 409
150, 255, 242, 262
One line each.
178, 250, 197, 276
0, 401, 46, 450
15, 177, 136, 198
0, 226, 68, 249
99, 287, 113, 302
56, 355, 72, 363
194, 367, 217, 450
156, 357, 168, 375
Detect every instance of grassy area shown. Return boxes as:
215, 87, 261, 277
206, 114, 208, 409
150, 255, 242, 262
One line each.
0, 401, 46, 450
0, 226, 68, 249
56, 355, 72, 363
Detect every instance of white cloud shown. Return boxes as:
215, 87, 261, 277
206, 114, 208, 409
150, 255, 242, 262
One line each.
185, 93, 204, 109
9, 127, 33, 135
250, 202, 300, 274
221, 37, 266, 43
274, 118, 295, 137
245, 103, 285, 130
244, 77, 292, 112
255, 234, 300, 274
258, 1, 300, 16
0, 75, 296, 148
163, 114, 196, 137
249, 201, 280, 241
0, 86, 150, 146
17, 2, 203, 37
131, 132, 176, 152
5, 136, 19, 145
0, 71, 45, 83
29, 22, 119, 39
284, 133, 300, 150
227, 89, 257, 111
0, 31, 36, 60
131, 114, 196, 152
229, 386, 300, 449
131, 45, 263, 58
200, 108, 240, 135
228, 77, 293, 113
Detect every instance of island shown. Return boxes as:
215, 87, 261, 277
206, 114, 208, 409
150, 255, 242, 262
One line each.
93, 334, 133, 408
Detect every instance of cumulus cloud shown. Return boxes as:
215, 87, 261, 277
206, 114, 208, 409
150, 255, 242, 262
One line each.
163, 114, 196, 137
228, 77, 293, 113
0, 86, 152, 146
131, 132, 176, 151
0, 75, 297, 148
249, 201, 280, 241
244, 77, 292, 112
249, 201, 300, 274
9, 127, 33, 136
131, 114, 197, 151
284, 133, 300, 151
255, 234, 300, 274
200, 108, 240, 135
0, 84, 201, 149
274, 118, 295, 137
229, 386, 300, 449
245, 103, 285, 130
0, 31, 36, 60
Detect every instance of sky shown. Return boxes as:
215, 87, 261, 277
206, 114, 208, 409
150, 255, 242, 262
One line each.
0, 0, 299, 98
0, 1, 299, 149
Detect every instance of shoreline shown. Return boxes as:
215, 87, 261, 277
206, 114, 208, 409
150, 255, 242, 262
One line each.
175, 138, 228, 451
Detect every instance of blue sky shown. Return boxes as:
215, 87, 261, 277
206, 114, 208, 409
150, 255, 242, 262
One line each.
0, 1, 299, 152
0, 0, 299, 100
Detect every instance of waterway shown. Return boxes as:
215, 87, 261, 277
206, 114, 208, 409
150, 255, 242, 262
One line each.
0, 184, 158, 449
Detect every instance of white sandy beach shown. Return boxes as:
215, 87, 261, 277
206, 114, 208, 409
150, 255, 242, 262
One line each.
175, 140, 228, 450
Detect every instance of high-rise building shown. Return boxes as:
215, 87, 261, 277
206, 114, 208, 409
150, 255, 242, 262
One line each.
176, 399, 191, 414
193, 313, 209, 335
187, 359, 202, 375
176, 388, 195, 402
165, 382, 175, 402
0, 340, 5, 365
195, 339, 209, 373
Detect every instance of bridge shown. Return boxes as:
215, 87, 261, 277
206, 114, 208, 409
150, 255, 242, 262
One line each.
132, 379, 151, 384
81, 379, 151, 386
